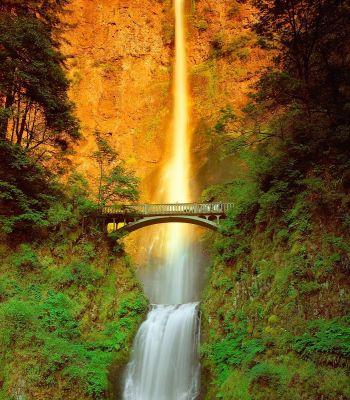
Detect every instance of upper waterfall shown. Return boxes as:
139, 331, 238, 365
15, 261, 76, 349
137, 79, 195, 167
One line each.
164, 0, 191, 204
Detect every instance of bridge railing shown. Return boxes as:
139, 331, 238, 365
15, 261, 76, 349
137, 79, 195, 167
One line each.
102, 202, 234, 216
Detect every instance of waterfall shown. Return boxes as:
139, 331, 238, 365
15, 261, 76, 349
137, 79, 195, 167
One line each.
122, 1, 201, 398
123, 304, 200, 400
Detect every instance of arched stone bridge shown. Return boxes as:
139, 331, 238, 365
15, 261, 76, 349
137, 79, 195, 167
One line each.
101, 202, 234, 233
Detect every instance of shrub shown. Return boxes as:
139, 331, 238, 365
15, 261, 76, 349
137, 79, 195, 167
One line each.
0, 300, 37, 344
0, 278, 10, 301
249, 362, 282, 386
0, 142, 63, 234
82, 242, 96, 260
71, 261, 102, 286
195, 19, 208, 31
210, 34, 225, 58
202, 326, 265, 386
218, 369, 251, 400
226, 35, 251, 59
11, 244, 41, 271
117, 292, 148, 318
40, 291, 80, 339
161, 20, 174, 45
293, 318, 350, 363
47, 203, 73, 227
56, 260, 102, 288
227, 2, 241, 17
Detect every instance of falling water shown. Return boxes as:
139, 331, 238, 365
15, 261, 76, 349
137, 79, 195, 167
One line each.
123, 0, 200, 398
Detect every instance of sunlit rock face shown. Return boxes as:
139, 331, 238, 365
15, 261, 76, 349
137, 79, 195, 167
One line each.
62, 0, 172, 190
61, 1, 271, 194
187, 1, 271, 196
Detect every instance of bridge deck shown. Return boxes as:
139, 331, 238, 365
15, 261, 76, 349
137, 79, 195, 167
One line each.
102, 202, 234, 218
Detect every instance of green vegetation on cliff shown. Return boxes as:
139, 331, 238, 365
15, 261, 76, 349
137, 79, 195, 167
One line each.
0, 140, 144, 398
0, 2, 145, 399
0, 228, 147, 400
200, 0, 350, 398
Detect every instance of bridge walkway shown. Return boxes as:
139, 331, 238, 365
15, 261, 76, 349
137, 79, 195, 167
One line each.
99, 202, 234, 233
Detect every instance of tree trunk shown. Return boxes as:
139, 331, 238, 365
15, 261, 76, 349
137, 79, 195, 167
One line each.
17, 102, 30, 146
0, 93, 14, 140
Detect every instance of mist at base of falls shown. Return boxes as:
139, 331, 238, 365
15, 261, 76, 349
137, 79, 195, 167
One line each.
136, 225, 206, 305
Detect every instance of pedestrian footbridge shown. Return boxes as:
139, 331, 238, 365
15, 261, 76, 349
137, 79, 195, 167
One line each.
100, 202, 234, 233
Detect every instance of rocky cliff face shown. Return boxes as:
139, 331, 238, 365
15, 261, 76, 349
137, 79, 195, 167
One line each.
62, 0, 270, 198
188, 0, 270, 195
62, 0, 172, 197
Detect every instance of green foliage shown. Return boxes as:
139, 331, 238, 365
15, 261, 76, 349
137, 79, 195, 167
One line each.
214, 106, 236, 134
161, 19, 174, 45
65, 172, 99, 217
0, 0, 88, 239
210, 33, 252, 60
0, 232, 147, 398
226, 35, 251, 60
10, 244, 41, 271
0, 142, 100, 236
117, 292, 148, 318
47, 203, 73, 227
202, 325, 265, 386
56, 260, 102, 288
201, 2, 350, 399
293, 317, 350, 362
0, 14, 79, 148
255, 0, 350, 117
0, 299, 36, 345
40, 291, 80, 339
227, 2, 241, 18
92, 131, 139, 207
218, 369, 251, 400
249, 362, 282, 385
81, 242, 97, 260
102, 165, 139, 204
0, 141, 63, 233
210, 34, 226, 58
0, 0, 71, 33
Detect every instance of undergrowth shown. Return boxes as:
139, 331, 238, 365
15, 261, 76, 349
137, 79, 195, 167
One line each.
0, 233, 147, 400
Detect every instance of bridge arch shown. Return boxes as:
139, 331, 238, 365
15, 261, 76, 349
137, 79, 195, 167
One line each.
116, 215, 219, 233
101, 202, 234, 234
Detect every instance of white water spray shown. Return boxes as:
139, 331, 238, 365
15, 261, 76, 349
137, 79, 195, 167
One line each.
122, 1, 200, 398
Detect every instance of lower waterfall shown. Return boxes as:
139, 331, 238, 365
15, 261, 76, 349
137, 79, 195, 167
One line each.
123, 303, 200, 400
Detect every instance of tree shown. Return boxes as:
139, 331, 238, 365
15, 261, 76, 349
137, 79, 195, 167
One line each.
0, 0, 79, 162
0, 0, 71, 39
0, 140, 63, 233
92, 131, 139, 208
220, 0, 350, 156
0, 15, 79, 157
253, 0, 350, 121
